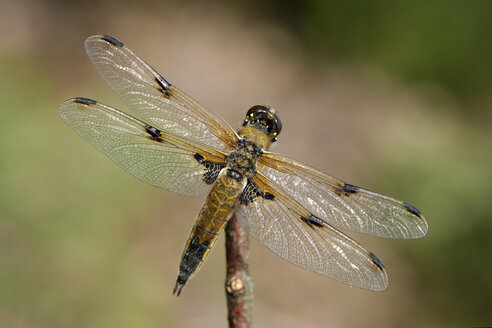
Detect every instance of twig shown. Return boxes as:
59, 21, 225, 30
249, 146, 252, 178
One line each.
225, 211, 253, 328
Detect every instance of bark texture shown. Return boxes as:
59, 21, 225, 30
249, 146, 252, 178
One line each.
225, 212, 253, 328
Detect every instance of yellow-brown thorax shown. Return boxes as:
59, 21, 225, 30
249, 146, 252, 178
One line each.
237, 125, 272, 149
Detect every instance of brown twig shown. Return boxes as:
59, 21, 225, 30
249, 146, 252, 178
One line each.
225, 211, 253, 328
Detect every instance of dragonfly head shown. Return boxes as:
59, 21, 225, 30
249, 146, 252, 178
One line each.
242, 105, 282, 143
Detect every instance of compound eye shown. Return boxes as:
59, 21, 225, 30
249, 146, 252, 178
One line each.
257, 114, 268, 127
266, 120, 275, 133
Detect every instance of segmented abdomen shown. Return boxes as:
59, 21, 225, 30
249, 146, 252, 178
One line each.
174, 169, 246, 295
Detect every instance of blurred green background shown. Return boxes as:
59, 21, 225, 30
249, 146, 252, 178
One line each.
1, 0, 491, 327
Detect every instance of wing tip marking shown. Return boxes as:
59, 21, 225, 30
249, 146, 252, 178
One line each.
403, 202, 423, 218
369, 252, 385, 271
101, 35, 123, 47
74, 97, 97, 105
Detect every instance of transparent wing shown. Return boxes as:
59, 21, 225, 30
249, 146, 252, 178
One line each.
258, 153, 428, 239
84, 34, 239, 152
237, 174, 388, 291
59, 97, 227, 196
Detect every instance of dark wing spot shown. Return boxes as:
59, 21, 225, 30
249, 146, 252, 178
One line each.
203, 162, 226, 185
334, 183, 359, 197
193, 153, 226, 185
74, 97, 96, 105
101, 35, 123, 47
403, 202, 423, 218
240, 179, 276, 205
155, 74, 171, 90
369, 252, 385, 271
155, 76, 171, 97
308, 215, 325, 228
301, 215, 326, 228
342, 183, 358, 194
240, 178, 262, 205
240, 179, 261, 205
145, 125, 161, 138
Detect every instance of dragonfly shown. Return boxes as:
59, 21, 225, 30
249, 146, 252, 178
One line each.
59, 35, 428, 296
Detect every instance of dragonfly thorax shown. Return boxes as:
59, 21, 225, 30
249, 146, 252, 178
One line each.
226, 138, 263, 177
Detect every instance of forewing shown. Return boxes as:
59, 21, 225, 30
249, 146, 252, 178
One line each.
59, 97, 227, 196
237, 174, 388, 291
83, 35, 238, 152
258, 153, 428, 239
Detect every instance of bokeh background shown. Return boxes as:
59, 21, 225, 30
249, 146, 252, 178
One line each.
1, 0, 491, 327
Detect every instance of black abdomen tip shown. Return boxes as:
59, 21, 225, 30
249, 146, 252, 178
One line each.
173, 277, 187, 297
102, 35, 123, 47
74, 97, 96, 105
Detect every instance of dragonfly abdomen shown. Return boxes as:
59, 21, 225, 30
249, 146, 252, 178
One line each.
173, 169, 246, 296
